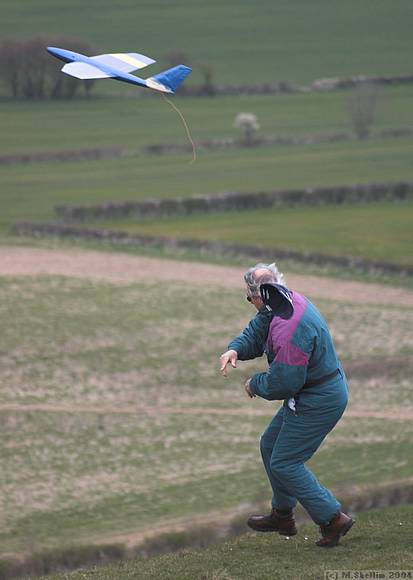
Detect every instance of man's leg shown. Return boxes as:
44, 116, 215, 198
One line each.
269, 405, 345, 525
248, 406, 297, 534
260, 406, 297, 511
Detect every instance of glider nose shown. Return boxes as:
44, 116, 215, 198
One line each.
47, 46, 75, 64
47, 46, 60, 56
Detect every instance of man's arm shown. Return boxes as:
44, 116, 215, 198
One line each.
227, 308, 273, 361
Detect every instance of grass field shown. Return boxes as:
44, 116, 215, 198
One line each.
2, 136, 413, 230
1, 86, 413, 156
1, 66, 412, 272
43, 505, 413, 580
94, 201, 413, 267
1, 2, 413, 577
0, 271, 412, 561
1, 0, 413, 86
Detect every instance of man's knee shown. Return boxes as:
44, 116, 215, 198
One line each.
269, 455, 297, 479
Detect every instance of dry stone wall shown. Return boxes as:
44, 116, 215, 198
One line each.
55, 181, 413, 222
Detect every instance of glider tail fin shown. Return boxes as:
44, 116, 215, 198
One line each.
149, 65, 192, 93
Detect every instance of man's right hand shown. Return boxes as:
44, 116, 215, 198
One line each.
220, 350, 238, 377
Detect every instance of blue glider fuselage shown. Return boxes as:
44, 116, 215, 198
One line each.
47, 46, 191, 94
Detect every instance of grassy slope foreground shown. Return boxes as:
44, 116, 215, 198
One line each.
0, 268, 412, 561
43, 505, 413, 580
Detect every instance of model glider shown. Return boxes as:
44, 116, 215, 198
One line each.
47, 47, 192, 94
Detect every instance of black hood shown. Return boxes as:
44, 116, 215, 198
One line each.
260, 283, 294, 320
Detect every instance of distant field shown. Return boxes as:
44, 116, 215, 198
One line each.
2, 86, 412, 268
1, 86, 413, 156
0, 272, 412, 559
2, 137, 413, 232
94, 201, 413, 267
1, 0, 412, 85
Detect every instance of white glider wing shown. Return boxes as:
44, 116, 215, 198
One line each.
90, 52, 156, 73
62, 62, 114, 79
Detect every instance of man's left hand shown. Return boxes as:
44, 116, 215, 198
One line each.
244, 378, 256, 398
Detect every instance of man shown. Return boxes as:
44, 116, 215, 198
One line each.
220, 263, 354, 548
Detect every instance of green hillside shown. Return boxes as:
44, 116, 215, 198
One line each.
1, 86, 413, 156
95, 201, 413, 267
2, 1, 412, 269
1, 0, 413, 85
2, 138, 413, 231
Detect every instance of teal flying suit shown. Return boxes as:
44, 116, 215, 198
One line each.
228, 291, 348, 524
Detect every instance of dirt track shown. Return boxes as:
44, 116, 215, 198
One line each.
1, 246, 413, 306
0, 402, 412, 421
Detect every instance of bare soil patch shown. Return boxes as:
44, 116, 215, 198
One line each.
1, 247, 412, 306
1, 402, 411, 421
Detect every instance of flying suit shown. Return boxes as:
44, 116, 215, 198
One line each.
228, 291, 348, 525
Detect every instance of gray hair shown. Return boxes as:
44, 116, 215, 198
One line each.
244, 262, 285, 297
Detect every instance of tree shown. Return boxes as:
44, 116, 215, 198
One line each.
234, 112, 260, 145
348, 82, 382, 139
0, 40, 25, 98
164, 50, 192, 68
198, 63, 216, 96
0, 36, 98, 99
